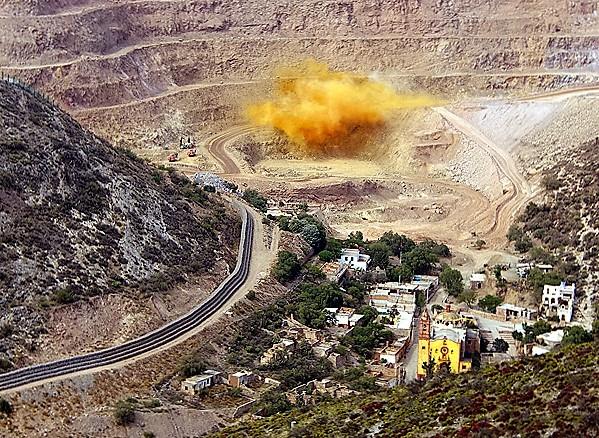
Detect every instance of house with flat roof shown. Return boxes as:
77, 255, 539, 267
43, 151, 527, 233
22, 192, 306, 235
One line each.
181, 370, 223, 394
469, 273, 487, 289
339, 248, 371, 271
228, 370, 259, 388
325, 307, 364, 328
496, 303, 538, 321
541, 282, 575, 322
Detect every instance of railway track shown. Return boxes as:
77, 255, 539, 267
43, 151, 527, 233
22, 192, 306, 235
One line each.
0, 207, 254, 394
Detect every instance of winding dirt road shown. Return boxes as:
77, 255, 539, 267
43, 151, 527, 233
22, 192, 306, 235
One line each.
205, 125, 255, 174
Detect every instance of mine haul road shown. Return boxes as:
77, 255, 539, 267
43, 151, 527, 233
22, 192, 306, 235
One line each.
0, 205, 255, 394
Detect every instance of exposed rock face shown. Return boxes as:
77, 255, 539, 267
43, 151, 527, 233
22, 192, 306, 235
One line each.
0, 0, 597, 150
0, 79, 240, 363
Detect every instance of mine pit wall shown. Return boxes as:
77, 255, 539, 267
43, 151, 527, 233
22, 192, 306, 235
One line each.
0, 0, 597, 148
1, 0, 598, 66
3, 35, 599, 110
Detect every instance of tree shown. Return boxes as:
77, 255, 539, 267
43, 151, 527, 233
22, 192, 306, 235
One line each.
478, 295, 503, 313
512, 330, 524, 342
303, 264, 326, 283
562, 326, 593, 345
492, 338, 509, 353
422, 357, 436, 380
402, 246, 438, 274
514, 236, 533, 253
366, 242, 391, 269
378, 231, 415, 257
347, 231, 364, 246
439, 266, 464, 297
325, 239, 343, 258
255, 390, 292, 417
386, 264, 414, 283
507, 225, 523, 242
318, 250, 334, 262
178, 353, 206, 378
0, 398, 12, 415
272, 251, 301, 283
458, 289, 477, 306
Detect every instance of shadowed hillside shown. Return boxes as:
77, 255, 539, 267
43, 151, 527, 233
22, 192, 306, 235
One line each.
213, 341, 599, 437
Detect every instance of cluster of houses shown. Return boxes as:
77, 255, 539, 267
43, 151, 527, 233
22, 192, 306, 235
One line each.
286, 378, 357, 405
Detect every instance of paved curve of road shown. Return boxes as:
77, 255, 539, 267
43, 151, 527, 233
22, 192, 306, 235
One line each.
0, 206, 254, 394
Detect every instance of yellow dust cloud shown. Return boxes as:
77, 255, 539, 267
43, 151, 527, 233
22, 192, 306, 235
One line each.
246, 60, 440, 155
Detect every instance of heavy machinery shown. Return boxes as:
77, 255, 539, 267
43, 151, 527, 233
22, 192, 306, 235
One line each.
188, 148, 197, 157
168, 152, 179, 162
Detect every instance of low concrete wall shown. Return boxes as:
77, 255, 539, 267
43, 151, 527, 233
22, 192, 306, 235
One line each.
233, 398, 256, 418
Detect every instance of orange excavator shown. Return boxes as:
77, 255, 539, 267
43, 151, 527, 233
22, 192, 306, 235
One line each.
187, 148, 197, 157
167, 152, 179, 162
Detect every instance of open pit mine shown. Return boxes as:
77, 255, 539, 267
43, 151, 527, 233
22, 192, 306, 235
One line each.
1, 1, 598, 437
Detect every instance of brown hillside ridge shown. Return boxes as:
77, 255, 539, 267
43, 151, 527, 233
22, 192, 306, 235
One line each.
0, 80, 241, 369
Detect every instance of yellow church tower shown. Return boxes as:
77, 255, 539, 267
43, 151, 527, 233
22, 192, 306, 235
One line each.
416, 308, 431, 380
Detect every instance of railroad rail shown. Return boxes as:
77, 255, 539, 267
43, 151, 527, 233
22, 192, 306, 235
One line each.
0, 206, 254, 394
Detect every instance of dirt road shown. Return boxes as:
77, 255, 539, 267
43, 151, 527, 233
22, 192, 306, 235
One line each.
205, 125, 255, 174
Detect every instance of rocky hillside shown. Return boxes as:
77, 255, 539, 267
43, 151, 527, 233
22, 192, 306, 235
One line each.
213, 341, 599, 437
0, 79, 240, 364
516, 137, 599, 326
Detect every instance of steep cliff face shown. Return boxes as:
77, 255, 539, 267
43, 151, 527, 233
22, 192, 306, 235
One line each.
0, 79, 240, 363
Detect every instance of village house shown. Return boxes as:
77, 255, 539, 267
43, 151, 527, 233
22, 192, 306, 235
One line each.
321, 261, 349, 284
496, 303, 538, 321
260, 338, 295, 365
339, 248, 371, 271
181, 370, 223, 394
325, 307, 365, 328
373, 342, 406, 365
228, 370, 259, 388
286, 379, 357, 405
469, 273, 487, 289
541, 282, 575, 322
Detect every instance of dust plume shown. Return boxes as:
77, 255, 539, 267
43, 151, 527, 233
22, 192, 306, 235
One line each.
246, 60, 440, 155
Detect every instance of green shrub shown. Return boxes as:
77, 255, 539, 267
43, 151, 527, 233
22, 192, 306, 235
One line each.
478, 295, 503, 313
318, 250, 334, 262
0, 398, 12, 415
51, 287, 77, 304
113, 400, 135, 425
562, 326, 593, 345
178, 354, 207, 378
242, 189, 268, 212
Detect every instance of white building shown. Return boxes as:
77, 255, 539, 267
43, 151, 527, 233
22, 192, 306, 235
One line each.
469, 273, 487, 289
339, 248, 371, 271
541, 282, 575, 323
325, 307, 364, 328
536, 329, 565, 348
369, 282, 417, 313
181, 370, 222, 394
496, 303, 538, 321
